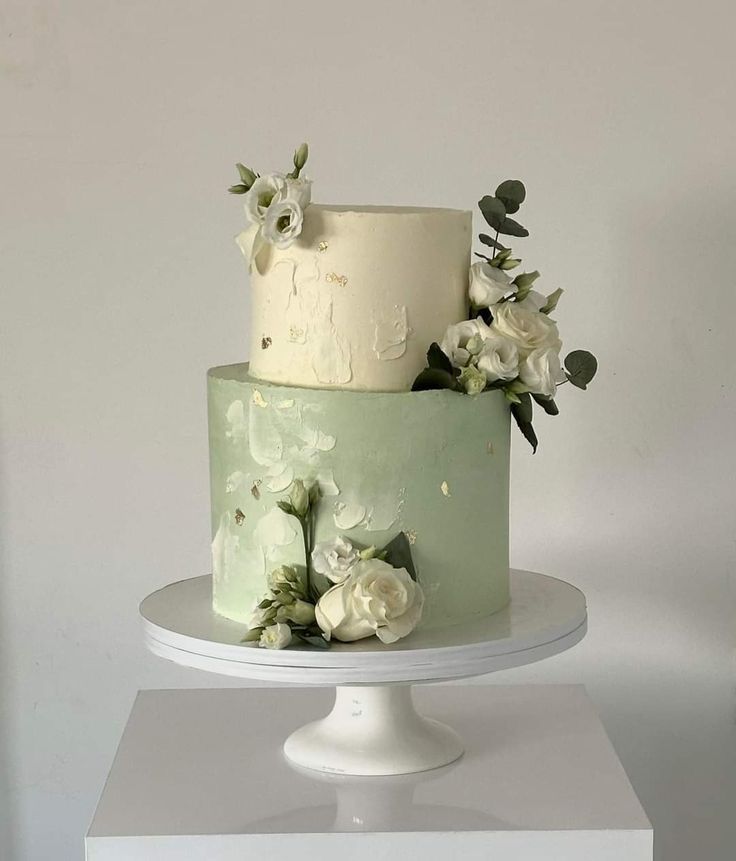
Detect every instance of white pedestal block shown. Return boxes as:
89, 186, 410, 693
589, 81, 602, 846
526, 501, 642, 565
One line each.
86, 685, 652, 861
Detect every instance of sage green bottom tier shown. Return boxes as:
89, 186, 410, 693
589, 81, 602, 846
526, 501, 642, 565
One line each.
208, 364, 510, 630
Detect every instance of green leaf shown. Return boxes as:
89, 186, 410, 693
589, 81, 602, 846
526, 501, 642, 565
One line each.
495, 179, 526, 214
382, 532, 418, 581
228, 184, 248, 194
498, 258, 521, 270
293, 632, 330, 649
427, 342, 453, 374
241, 627, 263, 643
412, 368, 463, 392
478, 196, 506, 230
496, 216, 529, 238
532, 393, 559, 416
510, 392, 538, 453
474, 252, 495, 263
540, 287, 563, 314
564, 350, 598, 390
512, 270, 540, 289
277, 500, 296, 516
478, 233, 508, 252
236, 163, 257, 187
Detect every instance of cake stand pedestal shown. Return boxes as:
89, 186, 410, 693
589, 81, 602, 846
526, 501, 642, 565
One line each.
140, 569, 586, 776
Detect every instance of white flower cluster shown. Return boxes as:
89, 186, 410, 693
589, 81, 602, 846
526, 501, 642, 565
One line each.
236, 173, 312, 267
441, 262, 565, 398
311, 537, 424, 645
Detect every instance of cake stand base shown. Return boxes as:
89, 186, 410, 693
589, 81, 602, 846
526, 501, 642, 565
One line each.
140, 570, 587, 776
283, 685, 463, 775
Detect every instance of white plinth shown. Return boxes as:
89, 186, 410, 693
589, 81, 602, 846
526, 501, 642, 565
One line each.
87, 687, 652, 861
139, 570, 587, 775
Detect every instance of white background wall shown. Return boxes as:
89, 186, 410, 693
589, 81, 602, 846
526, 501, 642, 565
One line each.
1, 1, 734, 858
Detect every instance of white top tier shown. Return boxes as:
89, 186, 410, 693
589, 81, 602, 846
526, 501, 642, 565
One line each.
248, 204, 472, 392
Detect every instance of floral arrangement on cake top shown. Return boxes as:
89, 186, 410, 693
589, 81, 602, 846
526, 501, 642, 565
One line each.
412, 179, 597, 451
228, 142, 311, 270
242, 479, 424, 650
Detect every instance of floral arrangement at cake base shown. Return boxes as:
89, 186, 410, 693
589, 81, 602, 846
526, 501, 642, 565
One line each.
412, 178, 598, 451
241, 480, 424, 650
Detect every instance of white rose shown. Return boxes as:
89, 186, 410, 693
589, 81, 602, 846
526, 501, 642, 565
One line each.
490, 303, 561, 357
476, 332, 519, 382
259, 622, 292, 650
440, 318, 492, 367
469, 262, 515, 308
315, 558, 424, 644
243, 173, 286, 225
518, 346, 564, 397
311, 536, 360, 584
261, 197, 306, 249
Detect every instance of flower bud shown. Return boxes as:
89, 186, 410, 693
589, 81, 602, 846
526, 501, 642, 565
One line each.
458, 364, 487, 395
286, 599, 317, 626
293, 142, 309, 171
358, 545, 378, 560
289, 479, 310, 518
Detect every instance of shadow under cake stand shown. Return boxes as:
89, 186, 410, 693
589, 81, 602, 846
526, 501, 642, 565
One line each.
140, 569, 586, 776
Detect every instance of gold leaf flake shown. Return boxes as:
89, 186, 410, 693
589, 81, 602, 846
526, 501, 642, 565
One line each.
325, 272, 348, 287
406, 530, 417, 545
289, 325, 305, 341
487, 441, 494, 455
234, 508, 245, 525
252, 390, 268, 408
251, 480, 262, 500
261, 336, 272, 350
440, 481, 451, 497
317, 241, 328, 252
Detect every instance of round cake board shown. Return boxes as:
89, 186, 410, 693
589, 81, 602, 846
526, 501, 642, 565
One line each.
140, 570, 586, 776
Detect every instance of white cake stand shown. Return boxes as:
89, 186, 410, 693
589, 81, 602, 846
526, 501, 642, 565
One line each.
140, 569, 586, 776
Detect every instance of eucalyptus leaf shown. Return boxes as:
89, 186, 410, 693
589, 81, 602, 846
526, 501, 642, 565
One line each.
478, 196, 506, 231
427, 342, 453, 374
497, 216, 529, 238
478, 233, 508, 251
293, 632, 330, 649
382, 532, 418, 581
477, 306, 493, 325
532, 393, 559, 416
510, 392, 538, 453
564, 350, 598, 390
411, 368, 463, 392
495, 179, 526, 214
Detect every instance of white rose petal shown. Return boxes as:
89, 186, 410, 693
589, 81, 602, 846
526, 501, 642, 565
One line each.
283, 177, 312, 209
469, 262, 515, 308
518, 346, 565, 398
490, 303, 561, 357
315, 558, 424, 644
476, 332, 519, 382
243, 173, 286, 225
440, 317, 493, 367
515, 289, 546, 312
311, 536, 360, 584
259, 622, 292, 650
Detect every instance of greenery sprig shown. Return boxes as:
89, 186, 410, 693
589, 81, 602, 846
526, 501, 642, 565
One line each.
412, 178, 598, 452
227, 142, 309, 195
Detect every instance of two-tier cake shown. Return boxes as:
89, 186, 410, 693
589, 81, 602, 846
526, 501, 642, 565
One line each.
210, 146, 595, 649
